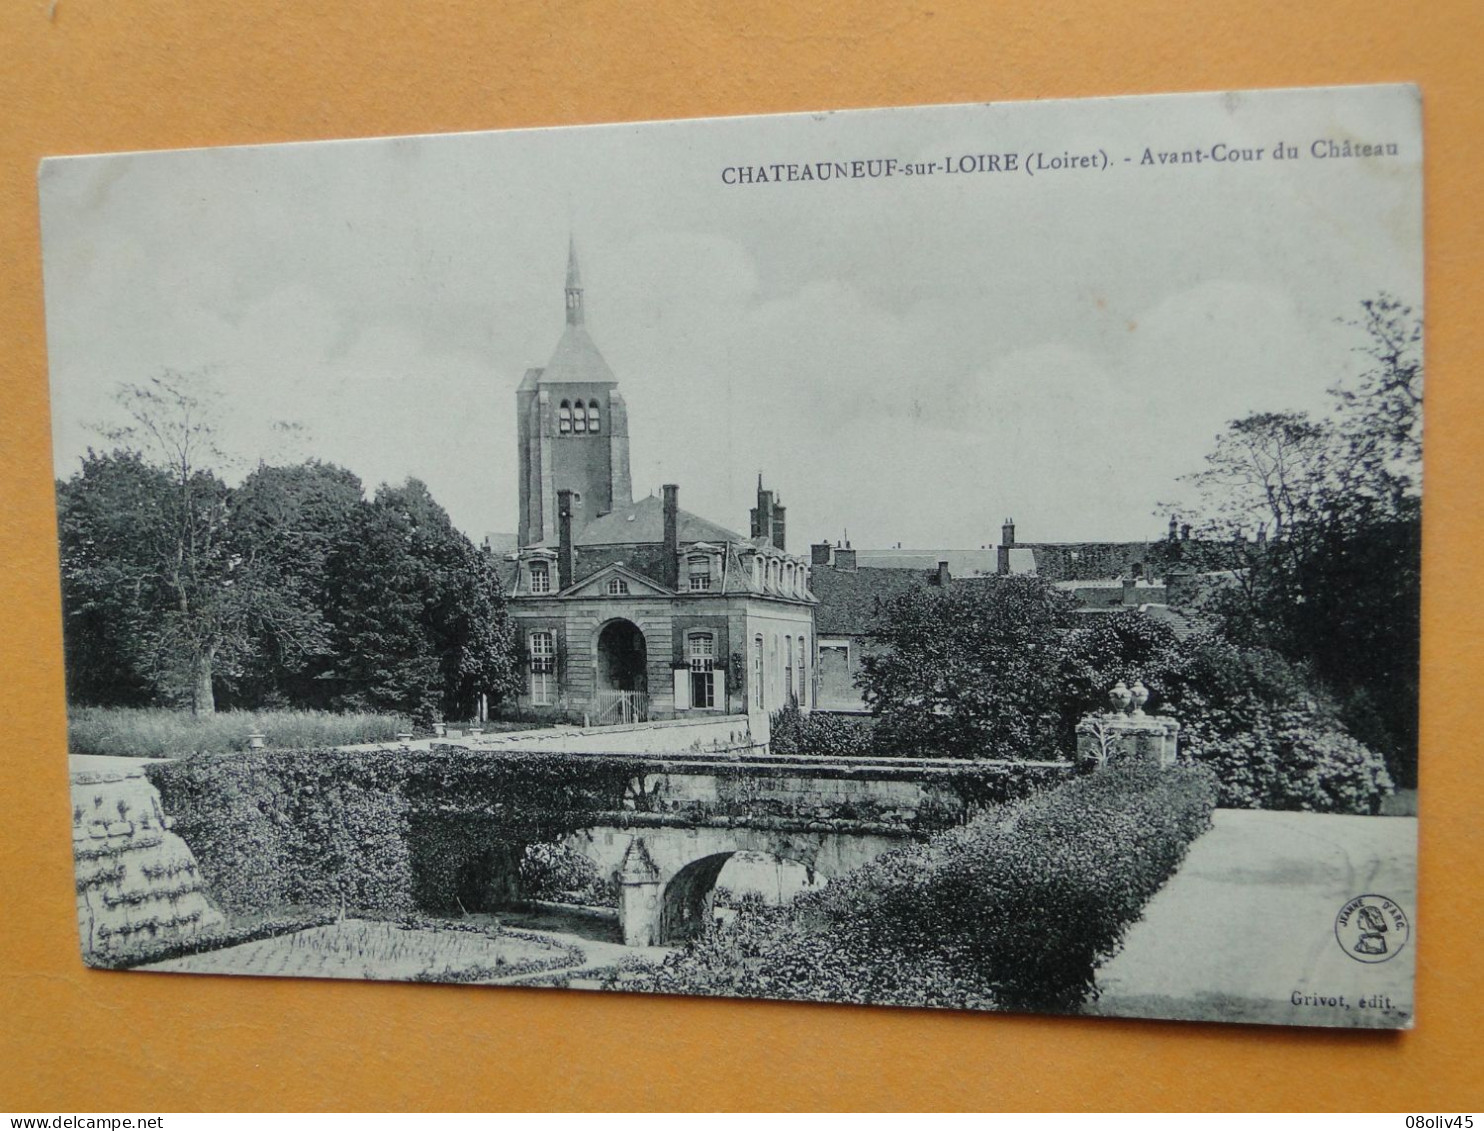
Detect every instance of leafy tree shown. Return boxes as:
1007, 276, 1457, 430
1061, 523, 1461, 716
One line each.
57, 375, 520, 721
56, 451, 179, 706
227, 461, 366, 707
58, 374, 339, 714
858, 577, 1076, 759
325, 479, 520, 723
1169, 294, 1422, 785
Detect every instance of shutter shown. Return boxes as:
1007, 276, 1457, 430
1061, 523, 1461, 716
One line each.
715, 669, 726, 711
673, 667, 691, 711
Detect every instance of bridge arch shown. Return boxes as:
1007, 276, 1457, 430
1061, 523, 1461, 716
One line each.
656, 838, 832, 944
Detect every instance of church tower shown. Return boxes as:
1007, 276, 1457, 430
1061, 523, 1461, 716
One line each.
516, 240, 634, 548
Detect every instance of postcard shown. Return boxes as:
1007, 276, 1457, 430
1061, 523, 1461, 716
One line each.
42, 83, 1422, 1026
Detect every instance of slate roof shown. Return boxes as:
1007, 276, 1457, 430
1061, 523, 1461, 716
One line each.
856, 548, 999, 576
810, 566, 933, 635
575, 494, 746, 547
538, 323, 617, 385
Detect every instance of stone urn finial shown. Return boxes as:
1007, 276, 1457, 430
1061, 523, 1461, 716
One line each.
1129, 680, 1149, 716
1108, 680, 1132, 714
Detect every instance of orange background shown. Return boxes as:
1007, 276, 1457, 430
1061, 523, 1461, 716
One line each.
3, 1, 1481, 1112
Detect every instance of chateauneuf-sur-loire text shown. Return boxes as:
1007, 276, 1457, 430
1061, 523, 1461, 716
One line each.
719, 137, 1399, 184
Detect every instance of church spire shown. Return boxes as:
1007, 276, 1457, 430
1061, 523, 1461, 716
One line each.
565, 237, 584, 326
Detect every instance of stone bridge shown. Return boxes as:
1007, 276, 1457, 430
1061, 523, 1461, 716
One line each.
539, 749, 1070, 946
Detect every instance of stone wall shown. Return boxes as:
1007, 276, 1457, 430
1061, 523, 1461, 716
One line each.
455, 714, 757, 755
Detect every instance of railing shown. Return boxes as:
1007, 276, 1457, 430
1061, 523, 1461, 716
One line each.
595, 690, 650, 726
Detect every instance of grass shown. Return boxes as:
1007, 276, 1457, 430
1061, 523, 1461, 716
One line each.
67, 706, 414, 758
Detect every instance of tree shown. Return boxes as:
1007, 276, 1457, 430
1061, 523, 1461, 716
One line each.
59, 374, 343, 714
56, 451, 180, 706
227, 461, 365, 707
325, 479, 521, 723
1168, 294, 1423, 785
858, 577, 1076, 759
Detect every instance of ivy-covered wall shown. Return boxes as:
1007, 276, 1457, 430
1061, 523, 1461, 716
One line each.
146, 746, 644, 917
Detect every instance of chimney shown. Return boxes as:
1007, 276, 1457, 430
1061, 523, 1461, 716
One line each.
662, 483, 680, 590
772, 501, 786, 552
936, 560, 951, 587
1180, 523, 1191, 542
1168, 514, 1179, 543
557, 489, 575, 589
1001, 517, 1016, 547
834, 545, 858, 571
1166, 569, 1195, 606
811, 542, 833, 567
997, 518, 1015, 575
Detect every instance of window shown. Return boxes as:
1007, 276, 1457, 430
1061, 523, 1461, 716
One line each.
687, 554, 712, 592
785, 636, 795, 705
798, 635, 809, 707
529, 560, 551, 594
529, 631, 556, 705
572, 400, 586, 433
753, 634, 764, 709
558, 401, 572, 434
688, 633, 716, 709
606, 577, 628, 595
586, 400, 601, 434
751, 557, 761, 590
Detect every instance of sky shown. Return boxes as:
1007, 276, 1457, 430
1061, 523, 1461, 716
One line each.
39, 85, 1423, 548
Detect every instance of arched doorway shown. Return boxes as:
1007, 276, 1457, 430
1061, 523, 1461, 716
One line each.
596, 619, 648, 723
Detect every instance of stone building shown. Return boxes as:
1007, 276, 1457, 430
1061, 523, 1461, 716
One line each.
504, 246, 816, 724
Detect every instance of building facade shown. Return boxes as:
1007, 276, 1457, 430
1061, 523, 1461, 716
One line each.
504, 247, 816, 723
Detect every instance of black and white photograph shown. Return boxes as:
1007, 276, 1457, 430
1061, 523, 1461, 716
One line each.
41, 84, 1422, 1027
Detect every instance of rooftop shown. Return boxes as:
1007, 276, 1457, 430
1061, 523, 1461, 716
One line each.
576, 494, 746, 547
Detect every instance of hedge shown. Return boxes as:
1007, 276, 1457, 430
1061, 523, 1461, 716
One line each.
630, 762, 1218, 1012
146, 746, 644, 919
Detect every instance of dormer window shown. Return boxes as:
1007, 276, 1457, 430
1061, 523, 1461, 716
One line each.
750, 557, 761, 589
529, 560, 551, 594
688, 554, 712, 592
587, 400, 601, 434
558, 401, 572, 434
607, 577, 628, 595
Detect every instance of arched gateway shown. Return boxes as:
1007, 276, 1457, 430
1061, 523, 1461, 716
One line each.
596, 618, 647, 723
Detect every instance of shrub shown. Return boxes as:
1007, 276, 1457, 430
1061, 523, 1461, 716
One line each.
519, 843, 617, 908
1190, 708, 1393, 814
68, 706, 413, 758
1058, 622, 1392, 816
632, 763, 1218, 1012
768, 705, 876, 756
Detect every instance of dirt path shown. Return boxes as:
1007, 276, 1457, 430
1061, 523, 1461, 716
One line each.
1093, 809, 1417, 1027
